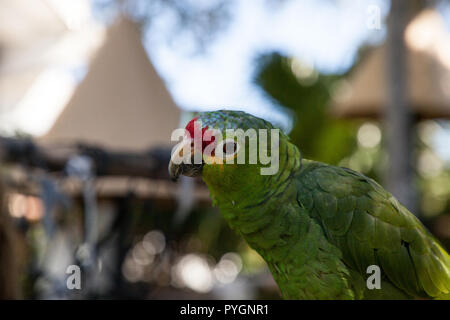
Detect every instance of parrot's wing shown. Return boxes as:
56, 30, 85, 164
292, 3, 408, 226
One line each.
295, 162, 450, 298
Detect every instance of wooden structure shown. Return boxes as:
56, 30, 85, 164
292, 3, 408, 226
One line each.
331, 9, 450, 120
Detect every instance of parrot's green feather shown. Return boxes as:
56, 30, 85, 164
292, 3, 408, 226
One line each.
193, 110, 450, 300
295, 160, 450, 299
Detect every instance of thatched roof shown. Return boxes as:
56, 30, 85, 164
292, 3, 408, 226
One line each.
331, 9, 450, 119
40, 17, 181, 151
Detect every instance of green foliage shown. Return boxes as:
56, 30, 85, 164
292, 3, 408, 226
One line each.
254, 52, 358, 165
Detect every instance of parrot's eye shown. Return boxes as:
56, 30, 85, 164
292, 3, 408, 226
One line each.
223, 141, 237, 155
216, 139, 239, 161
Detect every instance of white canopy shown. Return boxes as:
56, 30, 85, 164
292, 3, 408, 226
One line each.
40, 17, 181, 151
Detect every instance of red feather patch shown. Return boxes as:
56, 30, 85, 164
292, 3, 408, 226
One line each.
185, 117, 216, 152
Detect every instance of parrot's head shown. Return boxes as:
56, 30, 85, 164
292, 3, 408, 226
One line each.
168, 110, 299, 205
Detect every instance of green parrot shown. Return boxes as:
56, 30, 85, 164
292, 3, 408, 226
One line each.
168, 110, 450, 300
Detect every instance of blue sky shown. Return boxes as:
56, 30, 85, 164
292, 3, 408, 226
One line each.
136, 0, 450, 163
7, 0, 448, 163
142, 0, 389, 130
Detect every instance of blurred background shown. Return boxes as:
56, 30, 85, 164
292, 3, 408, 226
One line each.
0, 0, 449, 299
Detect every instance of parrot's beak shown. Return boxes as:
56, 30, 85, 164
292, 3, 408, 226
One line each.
168, 138, 203, 182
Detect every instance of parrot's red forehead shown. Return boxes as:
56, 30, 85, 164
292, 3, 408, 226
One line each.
185, 117, 215, 151
185, 117, 199, 137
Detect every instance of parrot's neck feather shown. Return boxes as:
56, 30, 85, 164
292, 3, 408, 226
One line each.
204, 142, 356, 299
204, 139, 301, 210
204, 139, 302, 248
218, 181, 354, 299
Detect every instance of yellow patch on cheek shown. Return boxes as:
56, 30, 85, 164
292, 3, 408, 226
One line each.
203, 154, 237, 167
204, 156, 225, 171
203, 155, 217, 165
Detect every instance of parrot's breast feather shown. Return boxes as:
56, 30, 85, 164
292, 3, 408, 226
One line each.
295, 162, 450, 299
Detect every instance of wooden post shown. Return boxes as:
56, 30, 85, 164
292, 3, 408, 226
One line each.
0, 182, 21, 299
0, 137, 172, 180
385, 0, 418, 214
